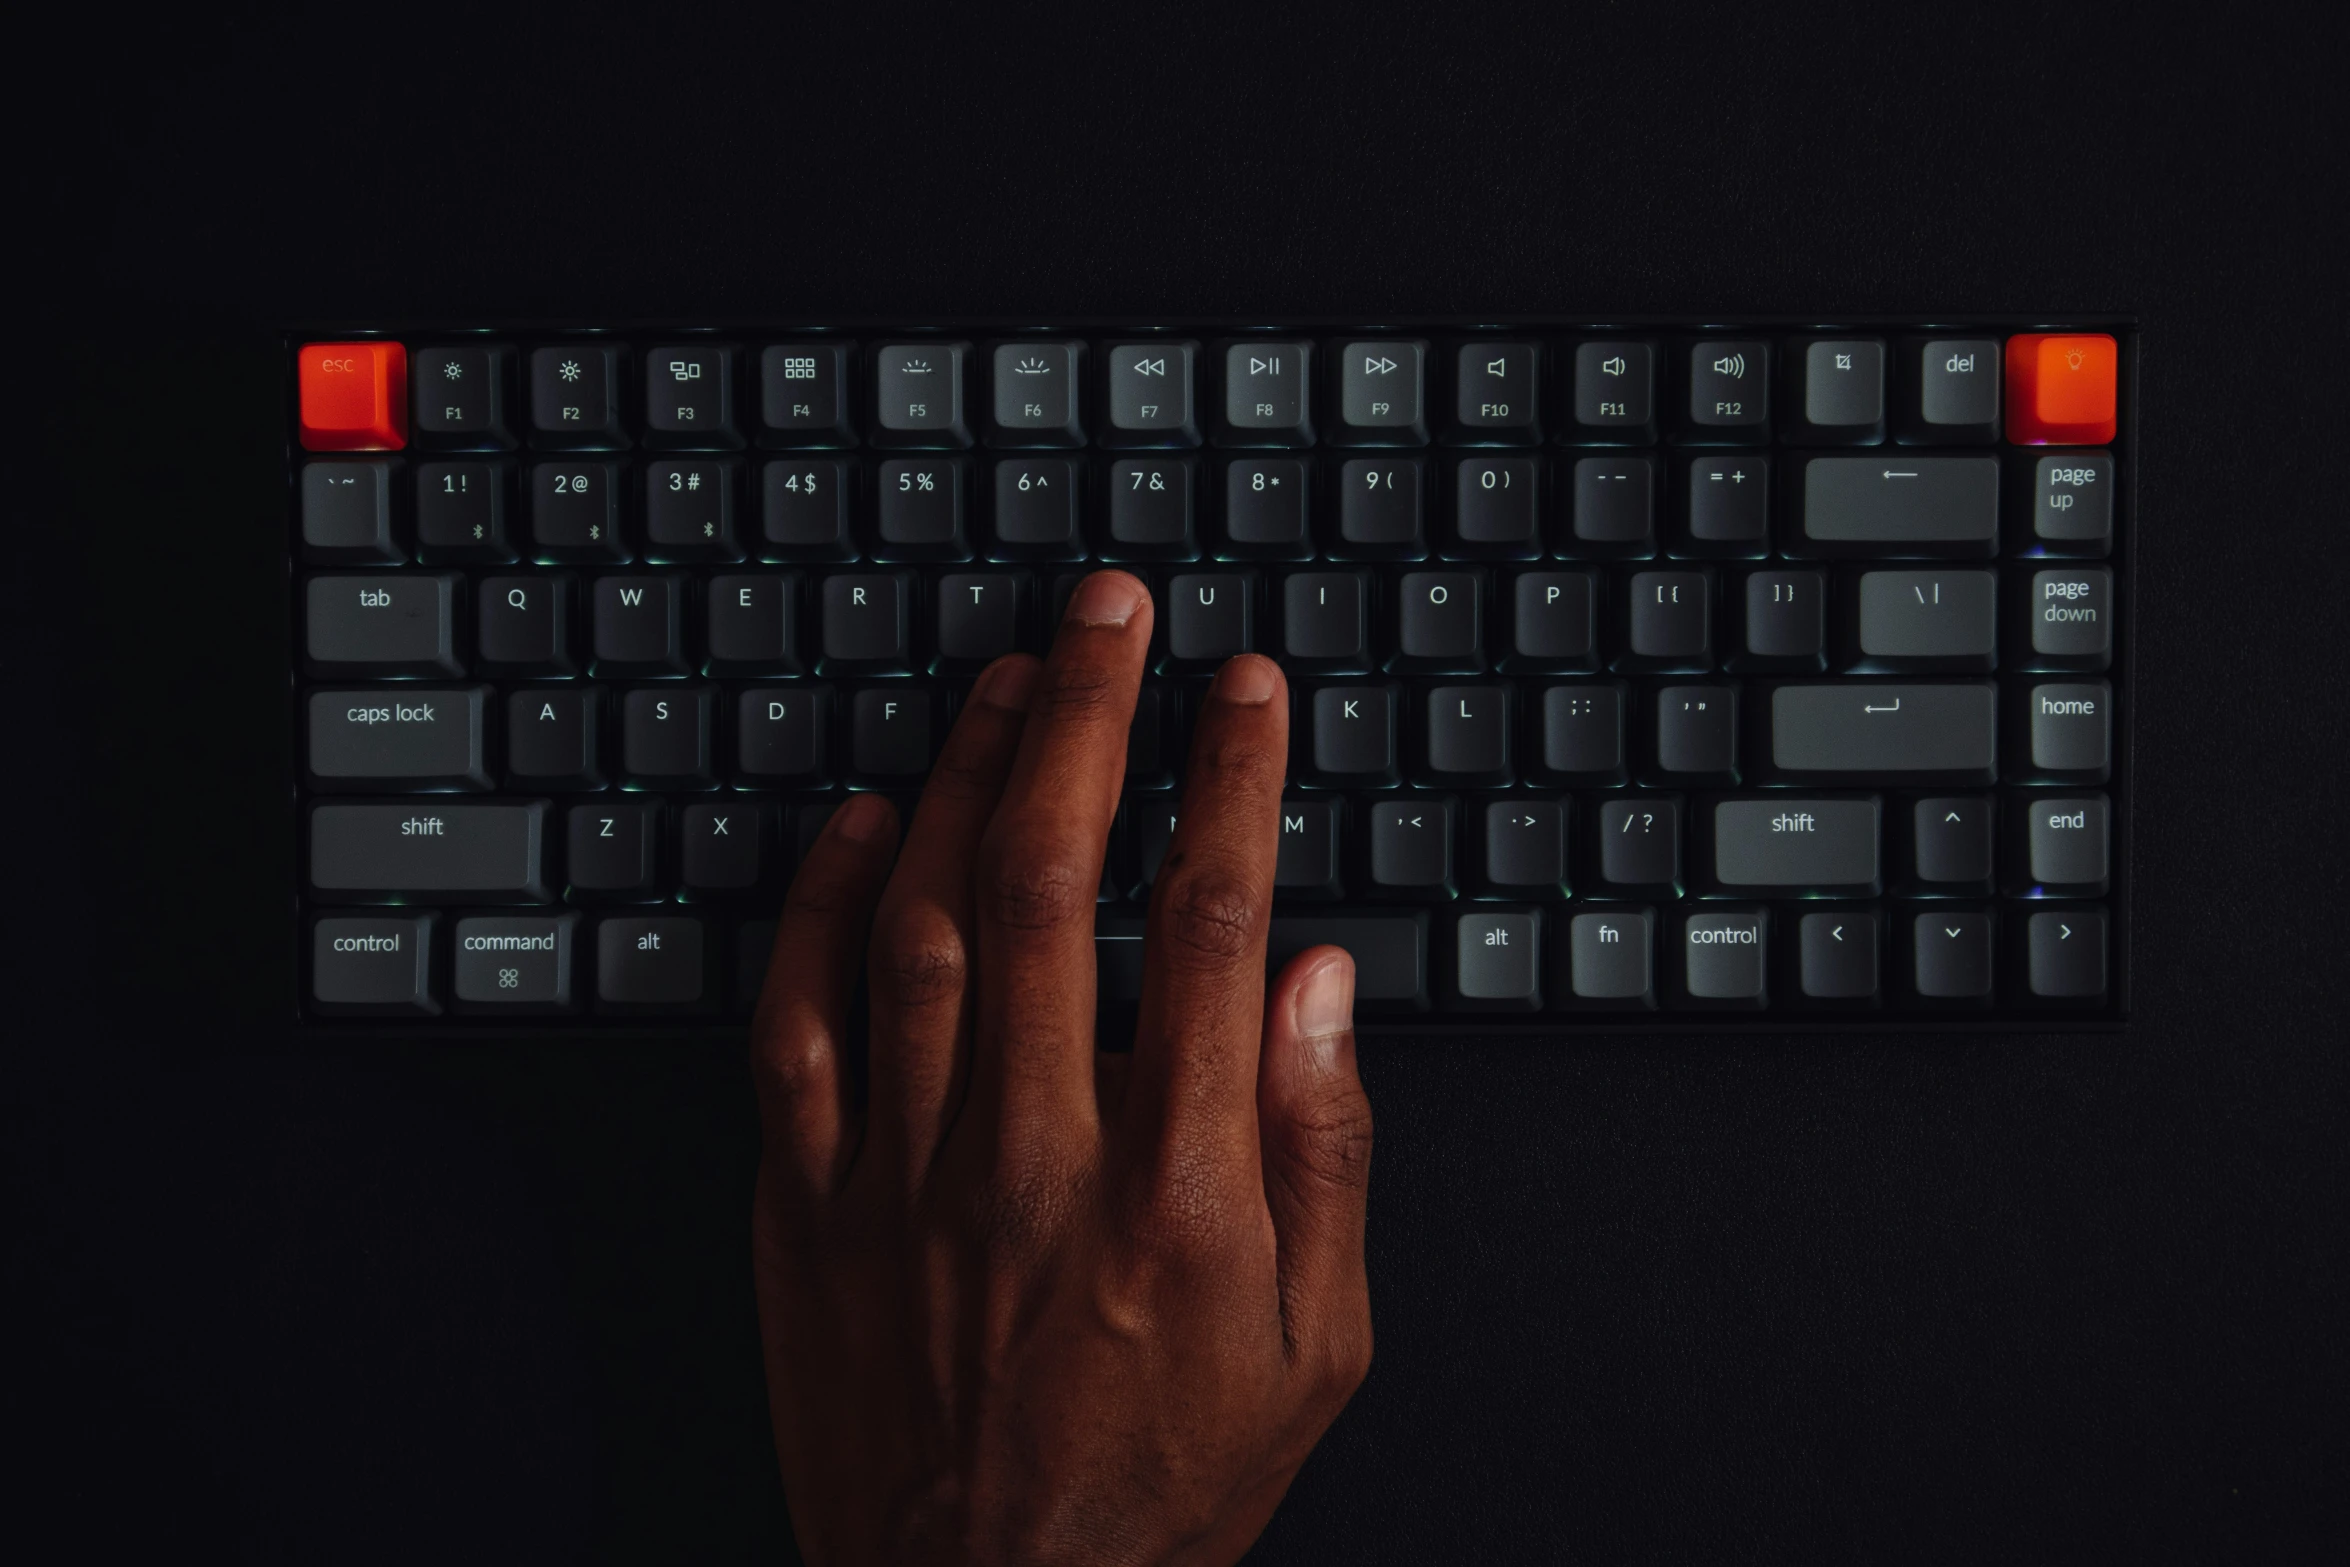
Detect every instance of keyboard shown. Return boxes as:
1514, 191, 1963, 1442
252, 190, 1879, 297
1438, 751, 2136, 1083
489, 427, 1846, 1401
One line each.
289, 323, 2129, 1026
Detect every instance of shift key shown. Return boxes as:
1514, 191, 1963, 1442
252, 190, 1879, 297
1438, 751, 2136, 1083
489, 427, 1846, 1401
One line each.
1706, 796, 1880, 895
1765, 682, 1996, 783
309, 800, 552, 902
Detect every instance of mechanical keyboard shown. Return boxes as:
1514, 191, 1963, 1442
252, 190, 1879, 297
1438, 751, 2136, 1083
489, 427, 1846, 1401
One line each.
289, 322, 2130, 1026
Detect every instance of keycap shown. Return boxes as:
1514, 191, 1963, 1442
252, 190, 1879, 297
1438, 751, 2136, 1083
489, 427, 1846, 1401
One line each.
2022, 678, 2112, 782
1799, 912, 1879, 1001
680, 801, 771, 896
415, 460, 516, 563
1734, 570, 1826, 670
1853, 569, 1997, 669
568, 802, 661, 899
620, 686, 715, 787
1597, 797, 1680, 895
1282, 572, 1371, 669
308, 800, 551, 902
1558, 909, 1655, 1007
595, 916, 715, 1011
1681, 455, 1769, 551
1790, 338, 1885, 443
1536, 683, 1626, 783
1451, 456, 1540, 556
1368, 799, 1453, 896
1330, 339, 1428, 445
1652, 685, 1736, 781
1506, 572, 1598, 671
1306, 684, 1398, 784
2027, 910, 2106, 1000
1912, 797, 1993, 889
1126, 686, 1174, 786
706, 573, 799, 674
1334, 458, 1425, 558
1451, 342, 1540, 441
1164, 573, 1253, 665
643, 458, 742, 561
993, 458, 1083, 555
1569, 341, 1656, 443
1625, 570, 1711, 667
1478, 799, 1568, 898
2031, 453, 2113, 551
1223, 457, 1311, 555
1904, 338, 2000, 442
310, 912, 437, 1013
1704, 796, 1879, 896
530, 342, 627, 447
736, 686, 831, 782
529, 460, 627, 560
1799, 456, 1998, 555
875, 457, 970, 559
762, 457, 856, 559
1678, 910, 1768, 1006
1217, 339, 1312, 444
1394, 571, 1482, 669
1451, 909, 1540, 1010
300, 341, 407, 451
760, 341, 855, 446
642, 342, 741, 448
871, 341, 971, 446
2004, 333, 2117, 445
987, 340, 1085, 446
1765, 682, 1997, 782
1422, 685, 1509, 785
507, 689, 602, 788
1266, 913, 1429, 1010
412, 343, 517, 449
2023, 794, 2108, 894
1569, 455, 1655, 556
1911, 912, 1993, 1000
476, 574, 575, 675
851, 688, 936, 780
820, 572, 914, 673
2021, 567, 2112, 670
304, 573, 462, 677
1687, 340, 1770, 437
451, 913, 580, 1012
937, 573, 1026, 666
302, 460, 402, 562
307, 686, 491, 791
1105, 457, 1196, 557
1103, 340, 1199, 445
591, 575, 688, 676
1276, 799, 1344, 898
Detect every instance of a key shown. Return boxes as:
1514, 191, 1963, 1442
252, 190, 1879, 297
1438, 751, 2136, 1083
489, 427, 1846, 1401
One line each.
735, 687, 831, 782
590, 575, 688, 676
300, 340, 407, 452
759, 341, 856, 446
1330, 338, 1428, 445
310, 912, 439, 1015
2021, 793, 2109, 895
1677, 909, 1769, 1007
411, 342, 517, 449
1681, 455, 1770, 551
1569, 340, 1657, 443
1536, 682, 1626, 783
1478, 798, 1568, 898
1451, 909, 1541, 1011
2027, 909, 2106, 1000
307, 686, 491, 791
761, 457, 856, 560
875, 456, 970, 560
1652, 685, 1737, 781
1799, 456, 1999, 557
1902, 338, 2000, 443
850, 688, 937, 780
1569, 455, 1656, 556
530, 459, 627, 561
987, 340, 1084, 446
1394, 571, 1483, 670
1276, 799, 1343, 899
594, 916, 715, 1011
1102, 340, 1199, 446
476, 574, 575, 675
1687, 340, 1770, 437
820, 572, 915, 673
530, 342, 628, 447
1306, 685, 1399, 785
304, 573, 462, 677
992, 458, 1083, 556
308, 800, 552, 902
2019, 567, 2112, 671
642, 342, 741, 448
450, 913, 580, 1012
871, 341, 972, 447
301, 460, 403, 563
705, 573, 800, 674
1852, 569, 1998, 670
1104, 457, 1197, 558
1333, 458, 1425, 558
2030, 453, 2113, 553
1164, 573, 1253, 666
1421, 685, 1509, 785
1912, 796, 1993, 889
1798, 912, 1880, 1002
680, 801, 771, 896
1733, 570, 1826, 670
1557, 909, 1656, 1008
567, 802, 662, 900
1266, 913, 1429, 1011
1450, 456, 1540, 556
1597, 797, 1680, 895
1703, 796, 1879, 896
620, 686, 715, 787
2005, 333, 2117, 446
1216, 339, 1312, 444
643, 458, 743, 562
1452, 342, 1540, 441
506, 689, 603, 789
1367, 799, 1455, 898
1223, 457, 1312, 555
936, 573, 1026, 666
1791, 338, 1886, 443
1625, 570, 1712, 667
2023, 680, 2111, 781
415, 460, 515, 563
1281, 571, 1372, 669
1911, 912, 1993, 1001
1763, 682, 1997, 783
1505, 572, 1598, 671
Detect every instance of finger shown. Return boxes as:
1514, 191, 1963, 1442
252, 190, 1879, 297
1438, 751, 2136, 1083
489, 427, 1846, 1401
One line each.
749, 793, 900, 1195
968, 569, 1152, 1143
1256, 947, 1375, 1379
1128, 653, 1288, 1164
861, 654, 1038, 1181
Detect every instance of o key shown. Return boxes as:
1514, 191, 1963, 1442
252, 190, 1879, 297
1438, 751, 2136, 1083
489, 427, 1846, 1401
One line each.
2004, 333, 2116, 445
300, 340, 408, 450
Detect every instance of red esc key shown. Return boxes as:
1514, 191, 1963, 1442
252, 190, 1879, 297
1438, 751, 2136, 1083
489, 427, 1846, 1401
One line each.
2004, 333, 2116, 445
299, 341, 408, 450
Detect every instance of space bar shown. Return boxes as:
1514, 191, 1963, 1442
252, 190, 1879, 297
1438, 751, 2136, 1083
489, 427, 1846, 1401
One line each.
1095, 911, 1429, 1009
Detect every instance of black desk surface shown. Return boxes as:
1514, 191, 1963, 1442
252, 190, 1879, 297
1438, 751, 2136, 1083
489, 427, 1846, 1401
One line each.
12, 7, 2344, 1560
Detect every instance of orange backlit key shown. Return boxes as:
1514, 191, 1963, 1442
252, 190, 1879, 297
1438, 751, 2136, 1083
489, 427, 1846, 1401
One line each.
299, 341, 408, 451
2004, 333, 2116, 445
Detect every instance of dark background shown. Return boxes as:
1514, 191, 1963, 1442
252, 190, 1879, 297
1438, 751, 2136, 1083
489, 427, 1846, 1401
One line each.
9, 3, 2344, 1560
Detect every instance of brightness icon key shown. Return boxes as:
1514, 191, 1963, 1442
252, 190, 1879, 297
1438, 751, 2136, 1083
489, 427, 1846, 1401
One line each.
2005, 333, 2117, 445
985, 340, 1085, 446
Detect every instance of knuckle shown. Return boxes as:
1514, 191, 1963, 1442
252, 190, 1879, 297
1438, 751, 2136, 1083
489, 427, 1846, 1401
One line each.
923, 746, 1005, 806
1276, 1082, 1375, 1193
1039, 659, 1120, 723
868, 908, 968, 1010
1194, 727, 1283, 794
753, 1027, 833, 1109
980, 839, 1095, 931
1156, 865, 1263, 964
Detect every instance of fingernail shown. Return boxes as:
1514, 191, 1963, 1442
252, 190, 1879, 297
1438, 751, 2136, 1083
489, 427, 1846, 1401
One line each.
973, 655, 1038, 712
831, 793, 891, 844
1295, 953, 1355, 1060
1214, 654, 1279, 706
1064, 571, 1144, 628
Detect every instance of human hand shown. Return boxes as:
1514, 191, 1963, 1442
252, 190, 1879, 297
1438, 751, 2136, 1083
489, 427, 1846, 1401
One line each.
749, 569, 1373, 1565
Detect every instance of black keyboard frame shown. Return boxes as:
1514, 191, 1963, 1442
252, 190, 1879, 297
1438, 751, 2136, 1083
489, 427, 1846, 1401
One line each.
281, 316, 2136, 1035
